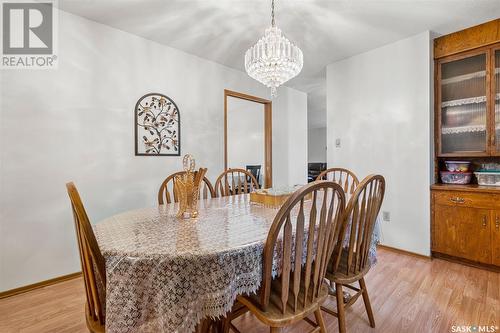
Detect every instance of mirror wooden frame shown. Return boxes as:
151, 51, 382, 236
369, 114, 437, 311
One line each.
224, 89, 272, 188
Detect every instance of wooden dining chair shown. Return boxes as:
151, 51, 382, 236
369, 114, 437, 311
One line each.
246, 165, 262, 186
158, 171, 216, 204
214, 168, 259, 197
224, 181, 346, 333
66, 182, 106, 333
316, 168, 360, 196
321, 175, 385, 333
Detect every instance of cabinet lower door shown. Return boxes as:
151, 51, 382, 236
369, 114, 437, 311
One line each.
434, 205, 491, 263
492, 211, 500, 266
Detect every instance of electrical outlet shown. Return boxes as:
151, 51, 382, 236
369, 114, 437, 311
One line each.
382, 211, 390, 222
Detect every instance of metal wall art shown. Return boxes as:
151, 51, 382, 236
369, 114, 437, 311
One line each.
135, 93, 180, 156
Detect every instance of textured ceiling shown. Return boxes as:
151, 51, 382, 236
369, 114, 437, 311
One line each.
58, 0, 500, 128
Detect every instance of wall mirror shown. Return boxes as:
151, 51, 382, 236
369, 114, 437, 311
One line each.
224, 90, 272, 188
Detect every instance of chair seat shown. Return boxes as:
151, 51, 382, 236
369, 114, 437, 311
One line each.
237, 280, 329, 327
326, 250, 369, 284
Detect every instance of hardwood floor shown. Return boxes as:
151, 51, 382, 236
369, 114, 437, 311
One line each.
1, 248, 498, 333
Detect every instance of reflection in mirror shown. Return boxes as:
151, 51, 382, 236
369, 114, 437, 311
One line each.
226, 96, 265, 187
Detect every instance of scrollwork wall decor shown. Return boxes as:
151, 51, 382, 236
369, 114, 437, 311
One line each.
135, 93, 180, 156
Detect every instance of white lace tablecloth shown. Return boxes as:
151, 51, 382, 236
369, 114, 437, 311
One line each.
94, 195, 285, 333
94, 194, 380, 333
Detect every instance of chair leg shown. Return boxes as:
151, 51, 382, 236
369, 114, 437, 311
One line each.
270, 327, 282, 333
336, 283, 346, 333
314, 309, 327, 333
359, 277, 375, 328
221, 316, 230, 333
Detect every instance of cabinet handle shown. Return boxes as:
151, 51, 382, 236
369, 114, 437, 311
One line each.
450, 197, 465, 204
496, 216, 500, 230
482, 216, 487, 227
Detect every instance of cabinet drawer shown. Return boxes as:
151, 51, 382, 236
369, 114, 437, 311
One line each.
434, 191, 500, 209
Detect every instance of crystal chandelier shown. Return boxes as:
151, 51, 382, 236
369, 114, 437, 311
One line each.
245, 0, 303, 97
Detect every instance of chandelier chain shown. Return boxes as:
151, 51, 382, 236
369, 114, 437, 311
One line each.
271, 0, 275, 27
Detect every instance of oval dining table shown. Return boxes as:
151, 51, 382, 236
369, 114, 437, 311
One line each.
94, 191, 380, 333
94, 194, 283, 333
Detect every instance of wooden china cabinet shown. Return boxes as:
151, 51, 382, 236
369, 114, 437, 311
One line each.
431, 19, 500, 270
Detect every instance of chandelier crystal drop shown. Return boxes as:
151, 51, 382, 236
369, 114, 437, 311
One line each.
245, 0, 303, 98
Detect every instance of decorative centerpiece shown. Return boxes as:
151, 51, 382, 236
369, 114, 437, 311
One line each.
250, 186, 310, 208
174, 154, 207, 218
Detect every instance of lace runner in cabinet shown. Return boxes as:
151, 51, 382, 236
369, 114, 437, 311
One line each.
441, 54, 487, 153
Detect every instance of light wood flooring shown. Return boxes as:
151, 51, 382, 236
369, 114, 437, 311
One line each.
1, 248, 499, 333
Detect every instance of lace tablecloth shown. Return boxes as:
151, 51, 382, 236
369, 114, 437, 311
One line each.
94, 194, 380, 333
94, 195, 286, 333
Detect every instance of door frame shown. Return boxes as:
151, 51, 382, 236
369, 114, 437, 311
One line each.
224, 89, 272, 188
491, 45, 500, 156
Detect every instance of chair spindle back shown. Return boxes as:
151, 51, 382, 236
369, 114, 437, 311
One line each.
331, 175, 385, 277
246, 165, 262, 186
66, 182, 106, 326
158, 171, 215, 204
317, 168, 359, 196
214, 168, 259, 197
260, 181, 346, 314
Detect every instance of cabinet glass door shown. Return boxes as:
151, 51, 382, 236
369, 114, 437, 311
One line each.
440, 54, 487, 155
495, 50, 500, 153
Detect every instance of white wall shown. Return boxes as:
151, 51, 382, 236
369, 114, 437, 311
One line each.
226, 96, 265, 181
308, 127, 327, 163
0, 9, 307, 291
326, 31, 432, 256
286, 90, 309, 187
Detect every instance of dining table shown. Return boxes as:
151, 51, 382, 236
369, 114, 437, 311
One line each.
93, 193, 381, 333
